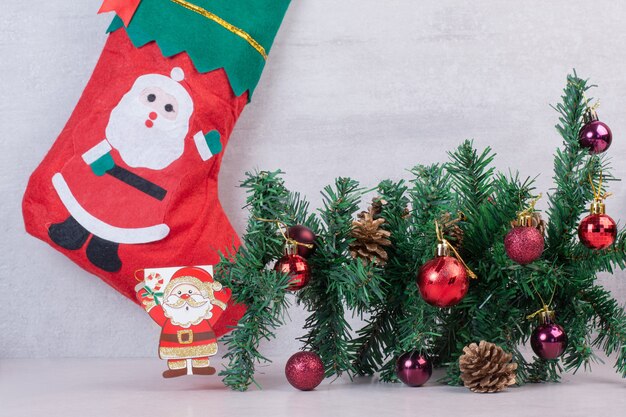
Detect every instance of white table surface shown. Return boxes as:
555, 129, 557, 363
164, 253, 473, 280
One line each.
1, 357, 623, 417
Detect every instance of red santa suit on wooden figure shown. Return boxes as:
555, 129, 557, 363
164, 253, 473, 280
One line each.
136, 266, 229, 378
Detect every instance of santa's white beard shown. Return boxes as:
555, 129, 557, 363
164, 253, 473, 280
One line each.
106, 96, 190, 170
163, 294, 214, 327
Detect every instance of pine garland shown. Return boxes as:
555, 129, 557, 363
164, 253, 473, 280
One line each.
215, 72, 626, 391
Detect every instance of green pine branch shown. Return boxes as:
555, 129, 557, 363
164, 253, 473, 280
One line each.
298, 177, 384, 378
217, 170, 297, 391
582, 285, 626, 376
446, 140, 495, 217
546, 72, 597, 259
350, 180, 411, 376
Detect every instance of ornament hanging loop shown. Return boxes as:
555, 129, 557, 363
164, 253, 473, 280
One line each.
526, 304, 555, 324
253, 217, 315, 251
583, 98, 600, 120
435, 220, 476, 279
583, 106, 600, 124
527, 276, 558, 323
516, 193, 542, 227
588, 171, 612, 214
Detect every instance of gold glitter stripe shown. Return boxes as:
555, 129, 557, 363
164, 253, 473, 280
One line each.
167, 359, 187, 369
192, 358, 210, 367
169, 0, 268, 60
159, 343, 218, 359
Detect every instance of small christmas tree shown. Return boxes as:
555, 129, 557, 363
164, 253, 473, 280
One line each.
215, 72, 626, 391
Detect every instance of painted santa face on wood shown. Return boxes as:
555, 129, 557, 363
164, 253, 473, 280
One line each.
163, 282, 214, 327
107, 68, 193, 170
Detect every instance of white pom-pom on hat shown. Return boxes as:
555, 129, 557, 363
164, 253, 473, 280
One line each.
170, 67, 185, 82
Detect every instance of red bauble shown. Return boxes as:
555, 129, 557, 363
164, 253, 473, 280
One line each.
417, 256, 469, 308
531, 322, 568, 360
578, 213, 617, 250
275, 253, 311, 291
395, 352, 432, 387
287, 225, 317, 258
504, 226, 544, 265
285, 351, 325, 391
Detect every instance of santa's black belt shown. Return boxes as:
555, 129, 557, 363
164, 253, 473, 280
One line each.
160, 330, 216, 344
107, 165, 167, 201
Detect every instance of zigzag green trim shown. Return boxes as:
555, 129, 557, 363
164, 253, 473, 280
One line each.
107, 0, 291, 99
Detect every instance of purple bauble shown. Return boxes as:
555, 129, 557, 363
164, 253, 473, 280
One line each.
504, 226, 544, 265
579, 120, 612, 154
531, 322, 568, 360
287, 225, 317, 258
395, 352, 432, 387
285, 351, 325, 391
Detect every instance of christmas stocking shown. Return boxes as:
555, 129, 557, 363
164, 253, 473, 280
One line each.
22, 0, 291, 336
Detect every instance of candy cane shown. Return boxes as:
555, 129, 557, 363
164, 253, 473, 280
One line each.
147, 272, 164, 290
143, 273, 165, 305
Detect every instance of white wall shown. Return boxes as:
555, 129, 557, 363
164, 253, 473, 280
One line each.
1, 0, 625, 358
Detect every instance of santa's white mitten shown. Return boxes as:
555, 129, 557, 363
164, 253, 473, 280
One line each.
89, 153, 115, 176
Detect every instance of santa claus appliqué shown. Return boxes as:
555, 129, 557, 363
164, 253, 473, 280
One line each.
136, 266, 228, 378
47, 67, 222, 272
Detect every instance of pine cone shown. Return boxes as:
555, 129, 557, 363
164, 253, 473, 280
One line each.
370, 198, 386, 217
438, 212, 464, 244
459, 341, 517, 393
531, 212, 547, 236
350, 203, 392, 265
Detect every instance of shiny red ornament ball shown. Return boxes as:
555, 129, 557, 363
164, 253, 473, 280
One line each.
396, 352, 432, 387
578, 213, 617, 250
531, 322, 568, 360
275, 253, 311, 291
504, 226, 544, 265
287, 225, 317, 258
417, 256, 469, 308
285, 351, 325, 391
579, 120, 612, 154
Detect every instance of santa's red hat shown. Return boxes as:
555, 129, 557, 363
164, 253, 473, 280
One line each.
171, 266, 214, 283
164, 267, 223, 300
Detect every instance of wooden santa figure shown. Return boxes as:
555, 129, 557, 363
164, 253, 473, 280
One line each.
136, 266, 229, 378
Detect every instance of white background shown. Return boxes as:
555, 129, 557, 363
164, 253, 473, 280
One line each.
1, 0, 625, 366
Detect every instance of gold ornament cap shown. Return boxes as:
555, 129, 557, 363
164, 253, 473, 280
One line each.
516, 214, 534, 228
436, 241, 451, 257
590, 199, 606, 215
537, 308, 555, 325
583, 108, 599, 124
284, 241, 299, 256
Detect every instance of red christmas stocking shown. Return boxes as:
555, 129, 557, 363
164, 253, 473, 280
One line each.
22, 0, 291, 336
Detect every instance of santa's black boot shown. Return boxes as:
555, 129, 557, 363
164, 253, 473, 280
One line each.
48, 216, 90, 250
86, 235, 122, 272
